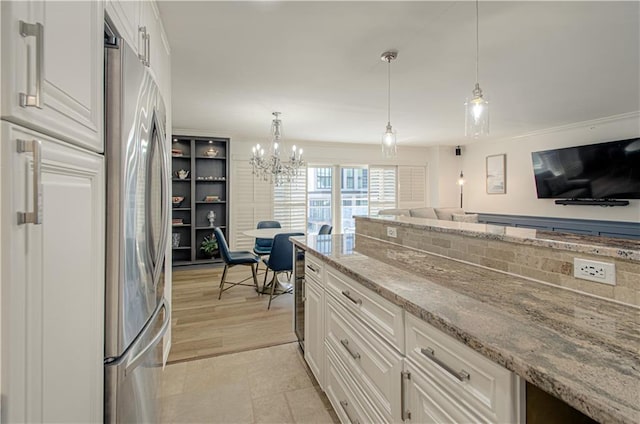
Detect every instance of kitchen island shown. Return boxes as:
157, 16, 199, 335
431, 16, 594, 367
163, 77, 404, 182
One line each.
292, 229, 639, 424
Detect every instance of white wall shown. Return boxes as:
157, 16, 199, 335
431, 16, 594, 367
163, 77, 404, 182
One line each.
427, 145, 463, 208
459, 113, 640, 222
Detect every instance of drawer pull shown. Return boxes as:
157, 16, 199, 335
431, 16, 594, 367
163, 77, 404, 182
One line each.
401, 371, 412, 421
421, 347, 470, 382
340, 339, 360, 360
341, 290, 362, 306
306, 264, 319, 273
339, 400, 360, 424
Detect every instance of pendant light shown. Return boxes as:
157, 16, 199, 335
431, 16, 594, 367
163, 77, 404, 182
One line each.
381, 50, 398, 157
465, 0, 489, 138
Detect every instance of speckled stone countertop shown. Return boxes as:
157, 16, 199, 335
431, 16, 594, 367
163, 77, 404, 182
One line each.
359, 215, 640, 262
292, 234, 640, 424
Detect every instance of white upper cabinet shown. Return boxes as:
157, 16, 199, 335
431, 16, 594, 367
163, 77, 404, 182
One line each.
105, 0, 171, 101
0, 1, 103, 153
105, 0, 140, 55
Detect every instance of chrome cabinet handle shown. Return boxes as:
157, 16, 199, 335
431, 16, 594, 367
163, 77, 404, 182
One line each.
340, 339, 360, 360
421, 347, 470, 382
339, 400, 360, 424
306, 264, 319, 273
401, 371, 411, 421
17, 139, 43, 225
341, 290, 362, 306
19, 21, 44, 109
138, 26, 150, 66
145, 30, 151, 66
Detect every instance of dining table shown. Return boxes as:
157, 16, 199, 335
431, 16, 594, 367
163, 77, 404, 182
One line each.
242, 227, 305, 239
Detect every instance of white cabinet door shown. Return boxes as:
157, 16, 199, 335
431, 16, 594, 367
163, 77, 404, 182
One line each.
140, 0, 171, 97
1, 122, 104, 423
304, 276, 325, 388
1, 1, 103, 152
105, 0, 141, 55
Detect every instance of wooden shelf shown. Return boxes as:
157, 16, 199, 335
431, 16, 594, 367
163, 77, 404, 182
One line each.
195, 225, 226, 230
171, 135, 229, 268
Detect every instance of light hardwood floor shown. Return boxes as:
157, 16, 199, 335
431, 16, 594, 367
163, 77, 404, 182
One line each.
168, 265, 297, 363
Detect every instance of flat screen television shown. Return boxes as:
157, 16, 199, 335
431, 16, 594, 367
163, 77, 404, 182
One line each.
531, 138, 640, 199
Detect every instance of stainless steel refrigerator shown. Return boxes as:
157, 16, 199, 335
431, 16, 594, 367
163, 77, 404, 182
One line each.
103, 22, 171, 423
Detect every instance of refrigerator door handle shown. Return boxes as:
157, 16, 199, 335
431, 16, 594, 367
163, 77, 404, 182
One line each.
125, 297, 170, 376
152, 111, 170, 287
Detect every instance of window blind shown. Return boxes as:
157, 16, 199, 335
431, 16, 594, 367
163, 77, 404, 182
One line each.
369, 166, 397, 215
230, 159, 273, 250
273, 168, 307, 232
397, 166, 426, 208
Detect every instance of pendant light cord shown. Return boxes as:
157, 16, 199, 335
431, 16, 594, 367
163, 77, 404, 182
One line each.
475, 0, 479, 85
387, 58, 391, 124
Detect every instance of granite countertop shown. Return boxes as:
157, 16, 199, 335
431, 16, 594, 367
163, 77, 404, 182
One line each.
292, 233, 640, 424
358, 215, 640, 262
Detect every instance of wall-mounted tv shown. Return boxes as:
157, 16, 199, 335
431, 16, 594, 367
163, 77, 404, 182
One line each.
531, 138, 640, 199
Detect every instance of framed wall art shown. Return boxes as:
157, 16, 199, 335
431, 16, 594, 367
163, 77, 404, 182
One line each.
486, 154, 506, 194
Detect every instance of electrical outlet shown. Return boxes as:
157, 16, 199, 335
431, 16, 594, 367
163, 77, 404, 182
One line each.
574, 258, 616, 285
387, 227, 397, 238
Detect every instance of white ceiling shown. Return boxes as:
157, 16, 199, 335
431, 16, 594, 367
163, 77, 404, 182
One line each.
158, 1, 640, 146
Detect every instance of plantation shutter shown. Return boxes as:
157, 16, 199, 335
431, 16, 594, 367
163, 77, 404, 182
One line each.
369, 166, 397, 215
230, 159, 273, 250
397, 166, 426, 209
273, 168, 307, 232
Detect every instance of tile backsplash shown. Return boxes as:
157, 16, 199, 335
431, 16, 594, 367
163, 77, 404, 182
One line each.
355, 218, 639, 307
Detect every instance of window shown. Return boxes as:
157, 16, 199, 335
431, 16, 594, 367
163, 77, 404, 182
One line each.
315, 168, 332, 190
340, 166, 368, 233
307, 167, 332, 233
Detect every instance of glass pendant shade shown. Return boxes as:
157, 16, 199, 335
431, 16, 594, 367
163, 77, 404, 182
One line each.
465, 83, 489, 138
382, 123, 397, 157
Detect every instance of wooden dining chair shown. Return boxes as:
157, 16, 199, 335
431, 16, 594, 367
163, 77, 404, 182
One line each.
261, 232, 304, 309
213, 227, 260, 299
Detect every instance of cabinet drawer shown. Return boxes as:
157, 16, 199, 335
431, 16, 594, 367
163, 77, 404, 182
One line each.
405, 360, 484, 424
325, 345, 386, 424
326, 296, 402, 422
405, 313, 520, 423
305, 253, 324, 285
326, 268, 404, 352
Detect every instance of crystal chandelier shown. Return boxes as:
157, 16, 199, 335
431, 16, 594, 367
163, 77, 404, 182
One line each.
250, 112, 305, 185
381, 50, 398, 157
465, 0, 489, 138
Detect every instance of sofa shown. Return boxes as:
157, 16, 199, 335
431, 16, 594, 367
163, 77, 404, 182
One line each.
378, 207, 479, 223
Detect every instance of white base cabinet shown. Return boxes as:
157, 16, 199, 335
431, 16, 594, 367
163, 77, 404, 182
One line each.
1, 122, 105, 423
304, 272, 325, 388
303, 253, 523, 424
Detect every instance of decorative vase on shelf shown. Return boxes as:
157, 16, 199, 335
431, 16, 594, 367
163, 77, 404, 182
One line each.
207, 210, 216, 227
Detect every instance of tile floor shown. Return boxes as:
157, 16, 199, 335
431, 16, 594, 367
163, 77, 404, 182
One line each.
160, 342, 339, 423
